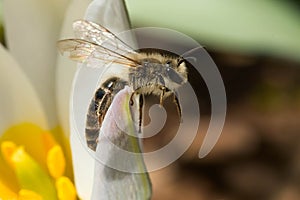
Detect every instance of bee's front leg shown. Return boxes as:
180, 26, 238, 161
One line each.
173, 91, 183, 123
159, 86, 166, 106
138, 94, 144, 133
129, 92, 144, 133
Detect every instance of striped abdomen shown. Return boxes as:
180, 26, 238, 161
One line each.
85, 77, 127, 151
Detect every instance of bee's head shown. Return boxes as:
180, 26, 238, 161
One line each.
136, 48, 188, 89
164, 58, 188, 85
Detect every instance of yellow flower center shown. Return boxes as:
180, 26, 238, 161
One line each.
18, 189, 43, 200
47, 145, 66, 179
56, 176, 77, 200
1, 141, 17, 167
0, 123, 77, 200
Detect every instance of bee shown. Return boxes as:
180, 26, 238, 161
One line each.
58, 20, 188, 151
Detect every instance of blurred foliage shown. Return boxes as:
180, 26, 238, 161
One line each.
126, 0, 300, 63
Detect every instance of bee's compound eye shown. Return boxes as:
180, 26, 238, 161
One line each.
95, 89, 105, 100
166, 67, 184, 84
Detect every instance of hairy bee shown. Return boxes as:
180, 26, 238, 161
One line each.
58, 20, 188, 151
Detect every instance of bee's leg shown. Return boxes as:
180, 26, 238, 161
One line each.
160, 86, 166, 106
138, 94, 144, 133
173, 92, 183, 123
129, 91, 143, 132
129, 91, 135, 106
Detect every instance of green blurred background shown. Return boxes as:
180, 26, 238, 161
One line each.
126, 0, 300, 62
124, 1, 300, 200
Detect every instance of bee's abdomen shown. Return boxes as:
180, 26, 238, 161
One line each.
85, 98, 103, 151
85, 77, 127, 151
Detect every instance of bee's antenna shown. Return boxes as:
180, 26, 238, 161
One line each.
180, 46, 205, 63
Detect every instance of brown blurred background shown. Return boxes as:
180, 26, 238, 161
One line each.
143, 52, 300, 200
124, 0, 300, 199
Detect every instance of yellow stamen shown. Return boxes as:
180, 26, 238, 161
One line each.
55, 176, 76, 200
18, 189, 42, 200
47, 145, 66, 179
0, 180, 18, 200
0, 123, 54, 166
10, 145, 58, 200
0, 124, 76, 200
1, 141, 17, 167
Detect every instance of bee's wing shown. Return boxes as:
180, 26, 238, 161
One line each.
73, 20, 136, 58
57, 39, 139, 67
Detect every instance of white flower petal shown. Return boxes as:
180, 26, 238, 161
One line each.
67, 0, 133, 199
3, 0, 69, 127
85, 0, 130, 32
56, 0, 92, 137
56, 0, 93, 199
70, 64, 101, 200
0, 44, 48, 134
70, 127, 94, 200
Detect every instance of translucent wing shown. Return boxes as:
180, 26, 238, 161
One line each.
73, 20, 137, 58
57, 39, 139, 67
58, 20, 139, 67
